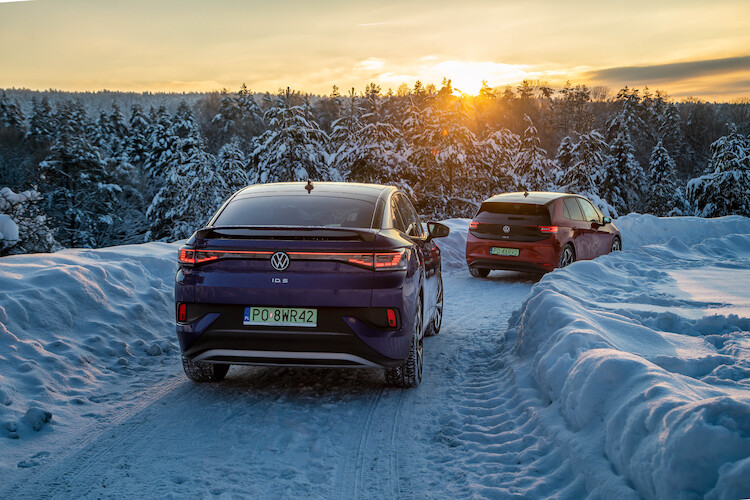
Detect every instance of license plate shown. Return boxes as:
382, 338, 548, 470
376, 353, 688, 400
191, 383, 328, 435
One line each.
491, 247, 519, 257
243, 307, 317, 327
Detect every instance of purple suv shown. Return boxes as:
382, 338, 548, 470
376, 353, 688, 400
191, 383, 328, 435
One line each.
175, 182, 449, 387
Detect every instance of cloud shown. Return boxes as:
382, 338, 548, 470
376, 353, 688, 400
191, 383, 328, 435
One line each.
586, 55, 750, 84
357, 58, 386, 71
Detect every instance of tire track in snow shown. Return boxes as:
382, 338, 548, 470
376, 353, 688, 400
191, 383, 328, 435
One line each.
422, 271, 588, 498
350, 388, 406, 500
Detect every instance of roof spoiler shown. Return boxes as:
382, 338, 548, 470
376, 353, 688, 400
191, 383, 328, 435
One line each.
189, 225, 378, 243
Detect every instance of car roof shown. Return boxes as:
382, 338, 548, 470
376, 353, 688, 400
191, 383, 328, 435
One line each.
233, 182, 396, 202
483, 191, 579, 205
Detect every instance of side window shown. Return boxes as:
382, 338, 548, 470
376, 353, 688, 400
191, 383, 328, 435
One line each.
390, 195, 408, 233
577, 199, 601, 222
564, 198, 585, 221
399, 195, 425, 237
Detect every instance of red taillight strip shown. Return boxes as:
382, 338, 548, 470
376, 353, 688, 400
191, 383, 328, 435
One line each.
179, 248, 407, 270
469, 221, 479, 229
539, 226, 559, 233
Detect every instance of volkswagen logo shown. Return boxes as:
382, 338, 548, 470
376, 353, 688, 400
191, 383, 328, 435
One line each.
270, 252, 290, 271
502, 225, 511, 233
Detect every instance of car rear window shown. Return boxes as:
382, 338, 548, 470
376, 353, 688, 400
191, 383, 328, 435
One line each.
477, 202, 550, 217
213, 195, 377, 228
475, 202, 551, 225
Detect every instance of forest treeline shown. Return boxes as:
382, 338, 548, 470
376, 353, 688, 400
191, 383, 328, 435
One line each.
1, 79, 749, 255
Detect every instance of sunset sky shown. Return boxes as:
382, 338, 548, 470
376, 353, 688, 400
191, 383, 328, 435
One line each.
1, 0, 749, 100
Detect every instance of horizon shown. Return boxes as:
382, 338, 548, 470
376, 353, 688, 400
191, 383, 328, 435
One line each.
1, 0, 749, 101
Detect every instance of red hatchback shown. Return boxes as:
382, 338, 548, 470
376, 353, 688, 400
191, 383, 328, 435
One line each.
465, 192, 621, 277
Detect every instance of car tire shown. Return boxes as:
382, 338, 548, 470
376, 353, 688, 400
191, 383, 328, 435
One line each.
469, 267, 490, 278
425, 278, 443, 337
611, 237, 622, 252
385, 295, 423, 388
559, 244, 575, 268
182, 357, 230, 383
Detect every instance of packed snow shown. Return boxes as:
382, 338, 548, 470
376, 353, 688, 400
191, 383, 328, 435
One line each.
1, 214, 749, 498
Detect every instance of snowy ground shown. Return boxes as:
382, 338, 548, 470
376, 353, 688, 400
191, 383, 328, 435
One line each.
1, 215, 749, 499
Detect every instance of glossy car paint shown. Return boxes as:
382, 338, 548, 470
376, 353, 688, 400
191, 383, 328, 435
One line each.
465, 192, 621, 274
175, 182, 444, 369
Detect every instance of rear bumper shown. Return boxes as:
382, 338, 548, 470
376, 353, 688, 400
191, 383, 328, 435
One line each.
467, 258, 552, 274
465, 235, 559, 273
176, 304, 409, 368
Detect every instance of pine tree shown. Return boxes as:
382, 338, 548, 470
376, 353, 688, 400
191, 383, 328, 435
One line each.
125, 104, 151, 175
645, 140, 686, 216
145, 106, 178, 183
687, 125, 750, 217
250, 87, 329, 184
602, 132, 645, 215
551, 135, 576, 187
0, 91, 26, 131
330, 87, 364, 180
560, 131, 609, 197
39, 103, 121, 248
146, 123, 215, 240
411, 79, 478, 217
515, 115, 551, 191
347, 83, 402, 185
476, 128, 520, 198
27, 96, 57, 142
215, 139, 248, 194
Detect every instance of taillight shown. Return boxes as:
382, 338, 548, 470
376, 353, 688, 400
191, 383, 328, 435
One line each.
539, 226, 558, 233
344, 250, 408, 271
179, 248, 195, 265
387, 308, 398, 328
375, 251, 404, 269
177, 303, 187, 322
178, 248, 408, 270
469, 221, 479, 229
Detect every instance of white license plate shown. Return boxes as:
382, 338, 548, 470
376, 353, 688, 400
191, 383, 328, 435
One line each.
243, 307, 317, 327
491, 247, 520, 257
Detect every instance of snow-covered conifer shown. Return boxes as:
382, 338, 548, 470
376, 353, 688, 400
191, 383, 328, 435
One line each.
644, 140, 686, 216
560, 131, 609, 198
602, 132, 644, 215
216, 139, 248, 193
687, 125, 750, 217
0, 91, 25, 131
146, 121, 216, 240
28, 96, 56, 141
250, 88, 329, 184
39, 110, 121, 248
515, 115, 552, 191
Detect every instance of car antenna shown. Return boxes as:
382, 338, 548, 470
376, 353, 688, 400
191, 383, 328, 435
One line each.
305, 180, 314, 193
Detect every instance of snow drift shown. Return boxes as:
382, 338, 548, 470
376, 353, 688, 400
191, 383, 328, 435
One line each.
508, 215, 750, 499
0, 243, 180, 440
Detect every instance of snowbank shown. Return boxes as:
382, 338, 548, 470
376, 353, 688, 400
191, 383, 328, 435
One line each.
434, 218, 470, 269
0, 243, 180, 440
508, 214, 750, 499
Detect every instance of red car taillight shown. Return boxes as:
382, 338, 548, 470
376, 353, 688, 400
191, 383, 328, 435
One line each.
177, 303, 187, 322
469, 221, 479, 229
179, 248, 195, 265
386, 308, 398, 328
539, 226, 559, 233
178, 248, 408, 271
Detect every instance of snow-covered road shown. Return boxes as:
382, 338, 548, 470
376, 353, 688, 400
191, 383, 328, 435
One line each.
4, 269, 584, 498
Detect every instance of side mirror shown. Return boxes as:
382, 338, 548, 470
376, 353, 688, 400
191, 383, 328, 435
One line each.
426, 221, 450, 241
602, 216, 611, 225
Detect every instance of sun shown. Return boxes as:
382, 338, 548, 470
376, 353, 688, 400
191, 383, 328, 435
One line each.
423, 60, 533, 97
